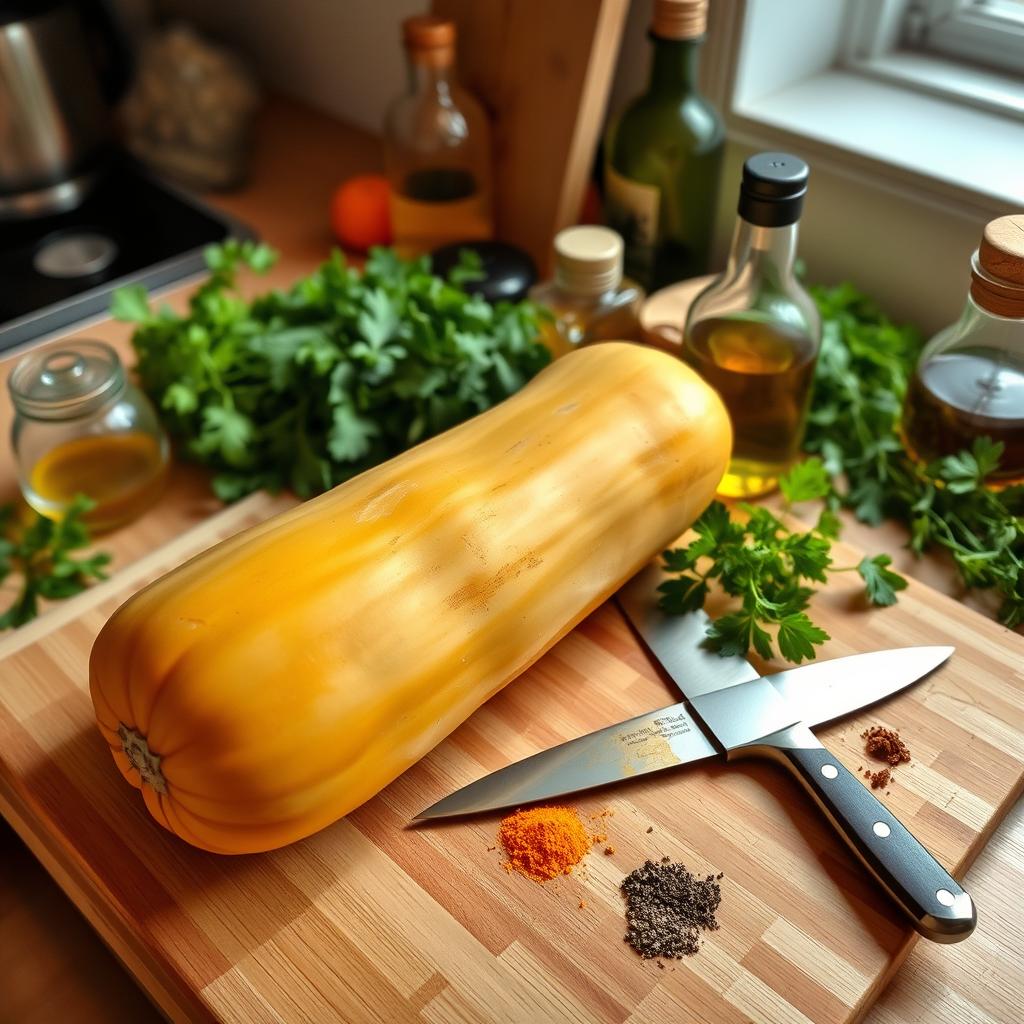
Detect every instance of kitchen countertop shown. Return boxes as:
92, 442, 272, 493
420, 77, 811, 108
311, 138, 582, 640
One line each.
1, 96, 1021, 1024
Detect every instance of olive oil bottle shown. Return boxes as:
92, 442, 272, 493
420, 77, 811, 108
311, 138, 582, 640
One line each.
604, 0, 724, 289
902, 214, 1024, 485
682, 153, 820, 498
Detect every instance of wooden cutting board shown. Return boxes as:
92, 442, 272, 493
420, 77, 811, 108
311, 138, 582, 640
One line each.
1, 490, 1023, 1024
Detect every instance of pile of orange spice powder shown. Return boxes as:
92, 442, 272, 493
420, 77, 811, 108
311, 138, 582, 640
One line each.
497, 806, 607, 881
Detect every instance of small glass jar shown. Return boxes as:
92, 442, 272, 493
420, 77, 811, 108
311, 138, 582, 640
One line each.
8, 341, 169, 532
529, 226, 645, 357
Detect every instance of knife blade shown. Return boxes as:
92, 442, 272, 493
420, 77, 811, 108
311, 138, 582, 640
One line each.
417, 564, 976, 943
415, 646, 948, 819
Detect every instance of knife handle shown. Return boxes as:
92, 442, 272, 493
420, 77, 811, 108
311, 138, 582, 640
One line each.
753, 729, 976, 943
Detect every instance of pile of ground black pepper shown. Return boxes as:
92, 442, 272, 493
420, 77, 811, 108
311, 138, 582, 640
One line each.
620, 857, 723, 959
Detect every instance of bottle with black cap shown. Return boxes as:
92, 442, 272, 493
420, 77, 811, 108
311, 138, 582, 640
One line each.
682, 151, 820, 498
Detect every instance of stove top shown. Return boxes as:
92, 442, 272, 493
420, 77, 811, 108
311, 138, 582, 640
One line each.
0, 161, 253, 355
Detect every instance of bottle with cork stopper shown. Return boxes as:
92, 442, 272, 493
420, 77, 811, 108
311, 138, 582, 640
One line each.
384, 15, 493, 256
604, 0, 724, 290
902, 214, 1024, 485
529, 226, 645, 357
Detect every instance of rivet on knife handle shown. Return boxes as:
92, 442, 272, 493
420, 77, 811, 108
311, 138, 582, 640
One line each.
749, 724, 976, 943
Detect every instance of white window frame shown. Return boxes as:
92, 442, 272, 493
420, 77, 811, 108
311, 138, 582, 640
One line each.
843, 0, 1024, 119
909, 0, 1024, 73
700, 0, 1024, 215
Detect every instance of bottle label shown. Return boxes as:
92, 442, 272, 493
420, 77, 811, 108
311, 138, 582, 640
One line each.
604, 164, 660, 257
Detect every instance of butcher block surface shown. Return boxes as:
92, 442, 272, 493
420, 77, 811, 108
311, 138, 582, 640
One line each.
1, 489, 1022, 1024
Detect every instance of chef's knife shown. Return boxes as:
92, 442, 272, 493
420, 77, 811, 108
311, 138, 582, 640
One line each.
417, 564, 976, 943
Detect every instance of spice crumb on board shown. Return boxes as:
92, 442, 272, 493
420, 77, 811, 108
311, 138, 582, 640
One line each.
621, 859, 724, 960
646, 826, 654, 834
604, 845, 616, 855
860, 725, 911, 791
862, 726, 911, 766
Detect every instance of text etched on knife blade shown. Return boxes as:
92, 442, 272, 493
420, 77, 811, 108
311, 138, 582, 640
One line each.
619, 712, 694, 748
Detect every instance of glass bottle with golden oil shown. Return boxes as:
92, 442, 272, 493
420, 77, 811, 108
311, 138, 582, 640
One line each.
682, 152, 819, 498
8, 342, 169, 532
384, 16, 493, 257
529, 226, 645, 357
902, 214, 1024, 485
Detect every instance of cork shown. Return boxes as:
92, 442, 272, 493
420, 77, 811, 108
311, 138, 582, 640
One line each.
403, 15, 455, 66
651, 0, 708, 40
971, 214, 1024, 318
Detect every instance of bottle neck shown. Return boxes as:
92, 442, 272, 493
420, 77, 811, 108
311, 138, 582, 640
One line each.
725, 218, 799, 286
647, 35, 702, 94
407, 55, 455, 97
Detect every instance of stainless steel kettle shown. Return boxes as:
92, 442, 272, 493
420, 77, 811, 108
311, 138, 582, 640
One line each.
0, 0, 132, 219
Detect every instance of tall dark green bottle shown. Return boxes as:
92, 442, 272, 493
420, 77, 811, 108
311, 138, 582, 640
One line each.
604, 0, 725, 290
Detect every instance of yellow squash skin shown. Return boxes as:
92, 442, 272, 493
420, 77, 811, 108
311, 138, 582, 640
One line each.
89, 342, 730, 853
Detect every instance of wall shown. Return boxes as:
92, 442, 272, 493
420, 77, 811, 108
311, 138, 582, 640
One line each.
159, 0, 983, 333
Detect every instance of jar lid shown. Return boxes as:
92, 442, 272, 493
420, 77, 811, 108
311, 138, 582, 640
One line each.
7, 340, 125, 421
971, 214, 1024, 317
738, 152, 809, 228
553, 226, 624, 296
651, 0, 708, 40
431, 240, 538, 304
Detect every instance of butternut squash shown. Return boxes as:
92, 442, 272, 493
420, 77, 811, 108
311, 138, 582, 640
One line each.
89, 342, 730, 853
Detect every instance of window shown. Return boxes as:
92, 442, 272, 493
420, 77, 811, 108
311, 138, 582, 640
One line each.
845, 0, 1024, 118
906, 0, 1024, 74
716, 0, 1024, 210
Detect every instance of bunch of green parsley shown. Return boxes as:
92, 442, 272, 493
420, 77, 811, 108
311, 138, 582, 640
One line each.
661, 284, 1023, 661
112, 241, 551, 500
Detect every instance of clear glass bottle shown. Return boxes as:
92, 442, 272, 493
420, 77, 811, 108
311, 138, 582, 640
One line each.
384, 15, 493, 257
902, 215, 1024, 485
529, 226, 645, 357
8, 341, 169, 532
604, 0, 725, 290
682, 152, 819, 498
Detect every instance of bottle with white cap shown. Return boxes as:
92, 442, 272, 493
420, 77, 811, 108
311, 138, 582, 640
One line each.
529, 226, 645, 356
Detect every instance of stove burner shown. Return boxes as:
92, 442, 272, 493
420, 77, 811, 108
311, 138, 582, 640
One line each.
34, 231, 119, 278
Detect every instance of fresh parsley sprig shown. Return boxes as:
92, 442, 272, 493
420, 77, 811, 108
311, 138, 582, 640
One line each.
112, 241, 552, 501
0, 495, 111, 629
658, 458, 907, 663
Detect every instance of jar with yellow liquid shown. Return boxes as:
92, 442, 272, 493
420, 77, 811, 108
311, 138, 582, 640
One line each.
8, 342, 169, 532
683, 152, 820, 498
529, 226, 645, 357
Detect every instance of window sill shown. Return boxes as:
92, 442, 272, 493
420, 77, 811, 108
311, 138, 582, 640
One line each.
730, 68, 1023, 214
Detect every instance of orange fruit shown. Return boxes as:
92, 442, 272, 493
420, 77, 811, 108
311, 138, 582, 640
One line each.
330, 174, 392, 252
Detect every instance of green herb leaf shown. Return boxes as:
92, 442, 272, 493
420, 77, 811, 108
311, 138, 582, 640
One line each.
857, 554, 909, 607
779, 458, 831, 504
776, 613, 830, 664
110, 285, 152, 324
